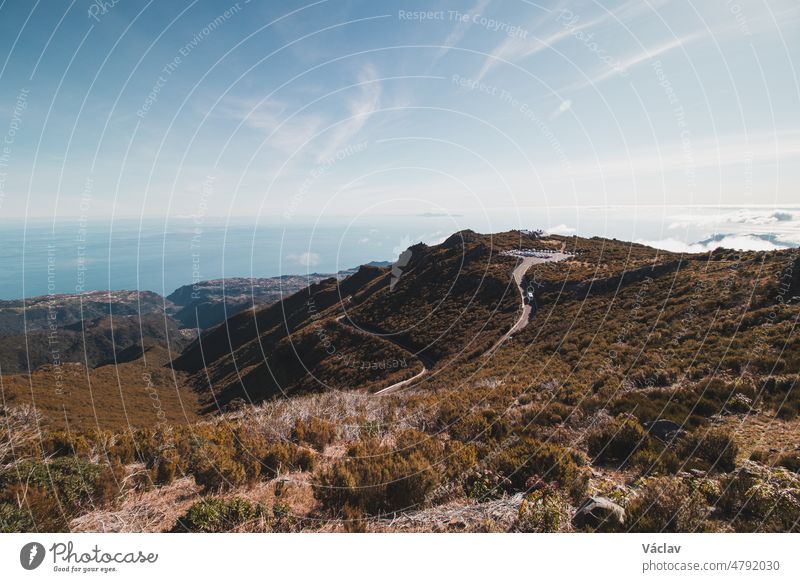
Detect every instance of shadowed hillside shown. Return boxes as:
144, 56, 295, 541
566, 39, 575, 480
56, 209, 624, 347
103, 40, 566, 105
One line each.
172, 231, 546, 408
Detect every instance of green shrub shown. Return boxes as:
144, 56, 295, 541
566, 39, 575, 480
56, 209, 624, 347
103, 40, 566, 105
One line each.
293, 417, 337, 451
678, 427, 738, 472
0, 457, 123, 531
0, 457, 121, 510
465, 470, 509, 501
630, 448, 680, 476
515, 488, 570, 532
491, 436, 589, 501
315, 429, 442, 515
0, 502, 34, 532
587, 415, 651, 464
718, 462, 800, 532
626, 477, 711, 532
0, 488, 69, 532
172, 496, 269, 532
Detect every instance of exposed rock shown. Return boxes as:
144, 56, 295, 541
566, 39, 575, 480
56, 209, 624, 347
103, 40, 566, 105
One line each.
644, 419, 684, 442
572, 496, 625, 531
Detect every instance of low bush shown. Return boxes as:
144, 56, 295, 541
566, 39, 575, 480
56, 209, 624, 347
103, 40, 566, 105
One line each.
40, 432, 92, 458
490, 436, 589, 501
586, 415, 651, 464
523, 402, 574, 427
515, 486, 570, 532
262, 442, 315, 478
172, 496, 269, 532
0, 457, 123, 531
775, 451, 800, 473
189, 444, 247, 491
465, 469, 510, 501
315, 429, 442, 515
449, 412, 491, 443
293, 417, 337, 451
718, 462, 800, 532
0, 457, 121, 509
0, 502, 34, 532
625, 477, 711, 532
629, 448, 680, 476
443, 441, 478, 482
677, 428, 738, 472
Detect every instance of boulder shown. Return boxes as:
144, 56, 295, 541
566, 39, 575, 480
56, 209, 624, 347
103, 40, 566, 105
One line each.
644, 419, 683, 442
572, 496, 625, 531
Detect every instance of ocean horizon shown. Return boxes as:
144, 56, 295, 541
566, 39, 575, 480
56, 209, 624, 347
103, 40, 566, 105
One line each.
1, 207, 797, 300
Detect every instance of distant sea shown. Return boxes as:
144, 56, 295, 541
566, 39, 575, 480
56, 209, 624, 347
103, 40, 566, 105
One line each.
0, 219, 450, 300
0, 208, 795, 300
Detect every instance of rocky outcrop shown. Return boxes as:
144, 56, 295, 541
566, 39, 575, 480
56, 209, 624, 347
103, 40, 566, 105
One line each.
572, 496, 625, 531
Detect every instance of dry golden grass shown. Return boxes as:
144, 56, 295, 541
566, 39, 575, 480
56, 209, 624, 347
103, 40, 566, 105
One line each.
0, 354, 201, 431
717, 412, 800, 462
70, 475, 202, 533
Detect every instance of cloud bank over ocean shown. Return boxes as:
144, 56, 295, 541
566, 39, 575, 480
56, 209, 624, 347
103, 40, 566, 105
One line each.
636, 208, 800, 252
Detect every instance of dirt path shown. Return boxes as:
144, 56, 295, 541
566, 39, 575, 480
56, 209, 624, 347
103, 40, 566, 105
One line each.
485, 252, 571, 355
335, 314, 433, 394
341, 251, 570, 394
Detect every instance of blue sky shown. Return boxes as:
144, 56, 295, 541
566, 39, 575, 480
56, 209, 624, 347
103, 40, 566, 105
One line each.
0, 0, 799, 247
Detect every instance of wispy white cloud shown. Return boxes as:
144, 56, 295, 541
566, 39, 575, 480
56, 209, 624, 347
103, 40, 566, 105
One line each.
637, 234, 788, 253
546, 223, 576, 234
477, 11, 605, 80
217, 96, 325, 155
315, 64, 381, 163
476, 0, 670, 80
436, 0, 493, 61
216, 65, 381, 163
549, 99, 572, 120
562, 32, 703, 92
288, 251, 321, 267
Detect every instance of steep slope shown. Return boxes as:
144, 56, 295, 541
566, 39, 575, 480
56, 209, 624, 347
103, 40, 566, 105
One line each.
4, 233, 800, 534
1, 354, 201, 431
173, 265, 417, 408
346, 230, 526, 363
420, 238, 799, 428
173, 231, 542, 408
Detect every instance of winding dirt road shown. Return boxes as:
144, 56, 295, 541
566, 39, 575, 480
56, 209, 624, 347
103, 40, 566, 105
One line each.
485, 252, 571, 355
338, 250, 570, 394
335, 314, 434, 395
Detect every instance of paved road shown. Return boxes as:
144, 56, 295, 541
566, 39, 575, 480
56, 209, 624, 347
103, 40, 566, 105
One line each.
485, 252, 571, 355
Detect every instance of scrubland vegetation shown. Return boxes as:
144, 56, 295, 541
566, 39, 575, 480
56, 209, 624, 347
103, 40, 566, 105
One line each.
1, 232, 798, 532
